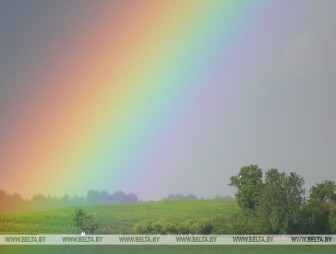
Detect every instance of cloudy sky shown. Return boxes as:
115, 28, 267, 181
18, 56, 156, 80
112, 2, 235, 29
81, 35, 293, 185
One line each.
0, 1, 335, 200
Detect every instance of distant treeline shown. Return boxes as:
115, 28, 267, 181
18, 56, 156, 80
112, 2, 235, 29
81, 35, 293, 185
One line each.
162, 193, 233, 201
0, 190, 141, 212
0, 189, 233, 212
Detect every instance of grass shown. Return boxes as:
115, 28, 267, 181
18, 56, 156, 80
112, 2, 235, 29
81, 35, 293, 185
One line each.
0, 200, 335, 253
0, 200, 238, 234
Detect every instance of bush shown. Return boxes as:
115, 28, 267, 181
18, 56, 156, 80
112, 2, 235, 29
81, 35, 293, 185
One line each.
160, 221, 179, 234
225, 210, 265, 234
134, 220, 179, 234
182, 219, 213, 234
208, 216, 229, 234
133, 219, 213, 234
133, 220, 154, 234
328, 212, 336, 234
72, 208, 99, 234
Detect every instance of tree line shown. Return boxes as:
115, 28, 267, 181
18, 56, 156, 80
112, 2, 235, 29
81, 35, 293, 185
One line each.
162, 193, 233, 201
0, 190, 233, 212
229, 165, 336, 234
0, 190, 141, 212
133, 165, 335, 235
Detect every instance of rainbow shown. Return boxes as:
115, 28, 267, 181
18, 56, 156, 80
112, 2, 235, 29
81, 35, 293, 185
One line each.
1, 1, 305, 199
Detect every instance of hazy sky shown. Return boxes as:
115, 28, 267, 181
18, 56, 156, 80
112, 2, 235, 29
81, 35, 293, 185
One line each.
0, 1, 335, 200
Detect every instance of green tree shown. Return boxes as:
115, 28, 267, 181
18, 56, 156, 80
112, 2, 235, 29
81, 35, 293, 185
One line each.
229, 165, 263, 210
307, 181, 336, 233
229, 166, 305, 233
258, 169, 305, 233
72, 208, 99, 234
309, 180, 336, 205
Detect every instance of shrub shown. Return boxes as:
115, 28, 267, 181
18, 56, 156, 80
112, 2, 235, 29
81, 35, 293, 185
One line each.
133, 219, 213, 234
72, 208, 99, 234
329, 212, 336, 234
134, 220, 178, 234
208, 216, 229, 234
133, 220, 153, 234
182, 219, 213, 234
225, 210, 265, 234
160, 221, 179, 234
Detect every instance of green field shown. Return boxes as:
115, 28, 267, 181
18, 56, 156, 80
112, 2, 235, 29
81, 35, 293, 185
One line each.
1, 200, 335, 253
0, 200, 238, 234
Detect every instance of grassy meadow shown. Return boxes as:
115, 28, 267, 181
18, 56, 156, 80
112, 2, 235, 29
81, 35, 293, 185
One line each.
0, 200, 238, 234
0, 200, 335, 254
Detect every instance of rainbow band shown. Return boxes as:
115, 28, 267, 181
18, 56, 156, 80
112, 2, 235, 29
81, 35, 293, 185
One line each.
1, 1, 303, 198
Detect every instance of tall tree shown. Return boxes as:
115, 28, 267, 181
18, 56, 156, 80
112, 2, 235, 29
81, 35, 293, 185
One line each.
229, 165, 263, 210
309, 180, 336, 205
258, 169, 305, 233
308, 181, 336, 233
229, 166, 305, 233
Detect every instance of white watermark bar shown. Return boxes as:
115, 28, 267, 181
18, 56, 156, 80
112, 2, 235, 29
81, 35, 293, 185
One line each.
0, 235, 336, 245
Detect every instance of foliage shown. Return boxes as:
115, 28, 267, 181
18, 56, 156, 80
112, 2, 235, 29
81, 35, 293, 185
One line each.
133, 219, 213, 234
225, 209, 265, 234
0, 191, 25, 212
0, 190, 141, 212
229, 165, 263, 210
258, 169, 305, 233
72, 209, 99, 234
309, 181, 336, 206
207, 216, 229, 234
0, 200, 238, 234
229, 166, 336, 234
328, 212, 336, 234
229, 165, 305, 234
185, 219, 213, 234
305, 181, 336, 233
163, 194, 198, 201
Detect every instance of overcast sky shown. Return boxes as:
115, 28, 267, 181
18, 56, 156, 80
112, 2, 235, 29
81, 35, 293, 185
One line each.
0, 1, 335, 200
